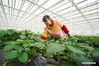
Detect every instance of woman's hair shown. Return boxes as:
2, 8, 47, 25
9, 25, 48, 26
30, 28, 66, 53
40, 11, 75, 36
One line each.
42, 15, 50, 22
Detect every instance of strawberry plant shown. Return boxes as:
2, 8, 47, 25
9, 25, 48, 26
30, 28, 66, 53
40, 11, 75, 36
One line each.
0, 29, 99, 66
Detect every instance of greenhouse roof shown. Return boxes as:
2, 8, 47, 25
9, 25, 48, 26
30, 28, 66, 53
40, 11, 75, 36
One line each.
0, 0, 99, 35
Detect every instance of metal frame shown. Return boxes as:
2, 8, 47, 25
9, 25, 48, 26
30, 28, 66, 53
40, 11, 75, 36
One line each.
0, 0, 8, 22
8, 0, 10, 22
67, 0, 95, 34
14, 0, 27, 23
0, 0, 98, 35
22, 0, 49, 22
22, 0, 65, 23
62, 1, 99, 18
65, 16, 99, 24
60, 0, 98, 16
0, 13, 5, 22
17, 0, 39, 22
23, 0, 88, 24
0, 3, 32, 15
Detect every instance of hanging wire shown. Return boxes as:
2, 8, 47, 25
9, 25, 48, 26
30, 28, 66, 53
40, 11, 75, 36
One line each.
24, 0, 86, 24
13, 0, 16, 21
0, 11, 25, 18
67, 0, 88, 34
13, 0, 17, 29
52, 0, 98, 21
23, 0, 67, 24
17, 0, 38, 29
22, 0, 65, 28
66, 0, 92, 34
65, 16, 99, 24
29, 0, 64, 19
14, 0, 27, 23
11, 0, 15, 28
64, 5, 99, 18
0, 0, 8, 22
22, 0, 49, 23
0, 14, 5, 22
45, 0, 87, 19
14, 0, 25, 28
41, 0, 69, 18
97, 0, 99, 22
29, 0, 64, 16
51, 0, 87, 15
61, 1, 99, 21
61, 0, 97, 17
96, 0, 99, 35
8, 0, 10, 22
51, 0, 88, 21
63, 7, 99, 22
0, 3, 32, 14
50, 1, 69, 11
0, 6, 31, 18
24, 0, 69, 23
17, 0, 35, 22
68, 0, 95, 34
11, 0, 13, 23
17, 0, 39, 22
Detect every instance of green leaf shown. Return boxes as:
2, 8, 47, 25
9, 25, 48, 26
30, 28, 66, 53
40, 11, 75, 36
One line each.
4, 50, 18, 60
25, 48, 31, 52
36, 43, 45, 49
29, 43, 36, 47
21, 40, 31, 45
18, 52, 28, 63
5, 41, 19, 45
3, 43, 16, 51
20, 35, 26, 39
70, 54, 92, 62
81, 45, 94, 51
66, 45, 85, 55
46, 43, 65, 54
14, 45, 23, 53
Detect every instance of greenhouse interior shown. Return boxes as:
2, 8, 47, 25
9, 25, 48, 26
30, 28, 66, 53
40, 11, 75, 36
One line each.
0, 0, 99, 66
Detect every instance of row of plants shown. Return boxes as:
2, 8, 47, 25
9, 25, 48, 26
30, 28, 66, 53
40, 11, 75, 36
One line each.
0, 29, 99, 66
74, 35, 99, 48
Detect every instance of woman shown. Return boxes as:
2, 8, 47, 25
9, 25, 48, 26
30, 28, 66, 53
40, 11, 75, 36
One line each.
41, 15, 70, 40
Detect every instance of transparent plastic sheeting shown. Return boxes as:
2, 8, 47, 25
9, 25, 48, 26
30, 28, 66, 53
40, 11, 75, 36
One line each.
0, 0, 99, 35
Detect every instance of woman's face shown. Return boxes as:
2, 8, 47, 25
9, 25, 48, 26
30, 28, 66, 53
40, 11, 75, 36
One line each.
44, 19, 52, 26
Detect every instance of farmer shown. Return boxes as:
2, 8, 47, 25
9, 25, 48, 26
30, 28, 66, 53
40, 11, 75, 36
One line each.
41, 15, 70, 40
